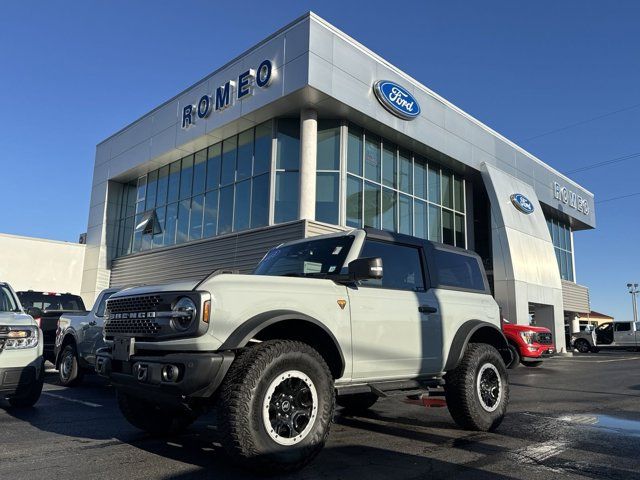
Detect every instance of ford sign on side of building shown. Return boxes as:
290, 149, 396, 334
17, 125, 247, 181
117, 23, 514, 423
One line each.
373, 80, 421, 120
510, 193, 535, 214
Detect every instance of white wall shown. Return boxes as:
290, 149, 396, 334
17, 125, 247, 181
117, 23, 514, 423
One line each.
0, 233, 86, 299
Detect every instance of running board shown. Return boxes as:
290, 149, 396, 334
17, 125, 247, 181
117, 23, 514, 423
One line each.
336, 378, 444, 397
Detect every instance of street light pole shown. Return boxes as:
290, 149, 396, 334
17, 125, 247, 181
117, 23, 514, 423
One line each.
627, 283, 639, 323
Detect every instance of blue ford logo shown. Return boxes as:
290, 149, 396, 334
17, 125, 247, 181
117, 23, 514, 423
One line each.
510, 194, 534, 214
373, 80, 421, 120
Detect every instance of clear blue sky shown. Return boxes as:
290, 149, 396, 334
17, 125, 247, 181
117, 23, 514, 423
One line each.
0, 1, 638, 319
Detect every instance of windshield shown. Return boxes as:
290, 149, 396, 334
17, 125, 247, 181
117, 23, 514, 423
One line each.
254, 235, 355, 277
17, 292, 86, 312
0, 285, 19, 312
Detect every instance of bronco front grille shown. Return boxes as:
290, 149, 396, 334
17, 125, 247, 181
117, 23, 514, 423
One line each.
105, 295, 167, 338
104, 318, 161, 336
536, 332, 553, 345
107, 295, 163, 313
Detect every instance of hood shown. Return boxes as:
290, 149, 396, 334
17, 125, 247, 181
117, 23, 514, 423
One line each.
111, 279, 202, 298
502, 323, 551, 334
0, 311, 36, 326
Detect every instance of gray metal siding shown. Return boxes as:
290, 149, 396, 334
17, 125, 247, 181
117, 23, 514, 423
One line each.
562, 280, 590, 314
305, 221, 348, 237
109, 221, 307, 288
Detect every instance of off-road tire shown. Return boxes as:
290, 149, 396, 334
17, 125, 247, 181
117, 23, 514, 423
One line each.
506, 343, 520, 369
337, 392, 379, 412
444, 343, 509, 432
58, 344, 84, 387
117, 392, 197, 436
8, 360, 45, 408
522, 361, 543, 368
574, 339, 591, 353
218, 340, 335, 474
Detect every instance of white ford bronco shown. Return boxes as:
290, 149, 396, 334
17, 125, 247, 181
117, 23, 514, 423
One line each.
0, 282, 45, 408
97, 228, 511, 472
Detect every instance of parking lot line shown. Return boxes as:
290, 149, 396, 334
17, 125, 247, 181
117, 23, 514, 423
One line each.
556, 356, 640, 363
41, 392, 103, 408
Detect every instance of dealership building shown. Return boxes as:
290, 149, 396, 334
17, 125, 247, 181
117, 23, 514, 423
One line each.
81, 12, 595, 352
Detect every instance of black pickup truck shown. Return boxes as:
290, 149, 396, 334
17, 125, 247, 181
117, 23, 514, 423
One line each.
16, 291, 86, 363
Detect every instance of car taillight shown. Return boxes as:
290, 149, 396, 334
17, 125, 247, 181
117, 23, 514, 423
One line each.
35, 317, 42, 328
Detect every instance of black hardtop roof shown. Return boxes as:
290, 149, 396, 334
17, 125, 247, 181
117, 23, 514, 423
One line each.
363, 227, 482, 259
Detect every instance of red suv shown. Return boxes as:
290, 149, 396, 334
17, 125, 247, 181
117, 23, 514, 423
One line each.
502, 320, 556, 368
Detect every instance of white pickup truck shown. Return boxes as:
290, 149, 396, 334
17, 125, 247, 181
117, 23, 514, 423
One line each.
0, 282, 45, 408
572, 321, 640, 353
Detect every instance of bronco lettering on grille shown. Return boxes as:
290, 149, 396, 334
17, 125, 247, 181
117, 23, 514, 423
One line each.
110, 312, 157, 320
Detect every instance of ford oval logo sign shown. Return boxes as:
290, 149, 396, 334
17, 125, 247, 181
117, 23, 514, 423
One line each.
373, 80, 421, 120
510, 194, 535, 215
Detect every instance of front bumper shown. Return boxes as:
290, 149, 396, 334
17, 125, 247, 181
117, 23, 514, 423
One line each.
521, 345, 556, 361
0, 360, 42, 397
96, 350, 234, 406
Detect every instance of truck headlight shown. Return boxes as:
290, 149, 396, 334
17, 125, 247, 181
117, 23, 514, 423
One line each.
171, 297, 197, 331
519, 331, 536, 345
4, 326, 39, 349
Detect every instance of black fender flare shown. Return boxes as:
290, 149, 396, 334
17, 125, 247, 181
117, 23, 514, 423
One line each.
55, 329, 78, 368
444, 320, 511, 371
219, 309, 346, 376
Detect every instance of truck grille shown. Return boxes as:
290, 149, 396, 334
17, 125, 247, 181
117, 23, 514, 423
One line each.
105, 295, 166, 338
104, 318, 161, 336
0, 326, 7, 350
536, 332, 553, 345
107, 295, 163, 313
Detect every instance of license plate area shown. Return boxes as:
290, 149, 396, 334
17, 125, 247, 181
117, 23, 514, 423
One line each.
113, 337, 135, 361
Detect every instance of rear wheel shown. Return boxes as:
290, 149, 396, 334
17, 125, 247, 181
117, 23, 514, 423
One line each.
58, 344, 83, 387
337, 392, 378, 412
574, 339, 591, 353
117, 392, 197, 436
444, 343, 509, 432
218, 340, 334, 474
8, 360, 45, 408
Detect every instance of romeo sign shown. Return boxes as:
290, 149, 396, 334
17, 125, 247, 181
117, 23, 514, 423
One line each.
553, 182, 590, 215
181, 59, 273, 129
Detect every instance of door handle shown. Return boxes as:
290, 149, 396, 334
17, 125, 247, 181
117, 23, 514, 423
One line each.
419, 305, 438, 314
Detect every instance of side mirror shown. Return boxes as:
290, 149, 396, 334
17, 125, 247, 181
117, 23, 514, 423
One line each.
26, 307, 43, 319
348, 257, 383, 281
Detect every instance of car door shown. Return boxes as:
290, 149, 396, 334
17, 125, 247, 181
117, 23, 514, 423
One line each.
595, 323, 613, 345
613, 322, 634, 347
348, 239, 441, 381
79, 291, 114, 365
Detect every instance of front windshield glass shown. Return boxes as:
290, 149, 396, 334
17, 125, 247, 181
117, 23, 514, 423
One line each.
0, 286, 19, 312
254, 235, 355, 277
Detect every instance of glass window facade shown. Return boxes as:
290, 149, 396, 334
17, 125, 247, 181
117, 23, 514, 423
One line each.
114, 118, 468, 259
346, 124, 466, 247
115, 121, 273, 257
316, 120, 341, 224
546, 217, 574, 281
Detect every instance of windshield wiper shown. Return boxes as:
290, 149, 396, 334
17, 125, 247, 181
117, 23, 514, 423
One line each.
279, 272, 330, 278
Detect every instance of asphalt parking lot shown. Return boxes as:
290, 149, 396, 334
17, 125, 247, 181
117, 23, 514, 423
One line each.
2, 352, 640, 480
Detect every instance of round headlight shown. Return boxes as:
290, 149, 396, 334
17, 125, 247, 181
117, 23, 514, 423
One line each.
172, 297, 197, 331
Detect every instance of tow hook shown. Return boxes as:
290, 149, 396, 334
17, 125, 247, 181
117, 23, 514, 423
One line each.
135, 363, 149, 382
